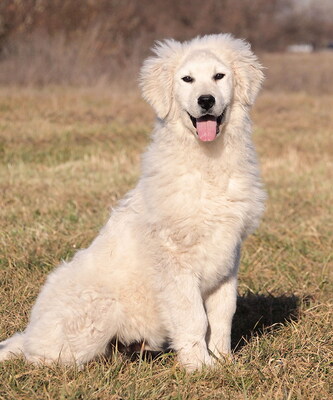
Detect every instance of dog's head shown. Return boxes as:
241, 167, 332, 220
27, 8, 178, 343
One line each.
140, 34, 264, 142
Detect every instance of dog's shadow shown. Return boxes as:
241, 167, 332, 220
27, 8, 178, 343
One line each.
231, 292, 306, 351
109, 293, 307, 362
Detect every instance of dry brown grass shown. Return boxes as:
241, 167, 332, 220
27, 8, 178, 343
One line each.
0, 82, 332, 399
262, 52, 333, 93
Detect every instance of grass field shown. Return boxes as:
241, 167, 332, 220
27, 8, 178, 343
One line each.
0, 80, 332, 398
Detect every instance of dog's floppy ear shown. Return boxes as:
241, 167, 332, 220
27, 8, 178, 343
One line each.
140, 40, 182, 119
204, 34, 264, 107
230, 39, 264, 107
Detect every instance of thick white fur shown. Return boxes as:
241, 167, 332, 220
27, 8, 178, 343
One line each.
0, 34, 265, 371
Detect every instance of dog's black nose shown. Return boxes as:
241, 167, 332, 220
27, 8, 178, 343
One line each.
198, 95, 215, 111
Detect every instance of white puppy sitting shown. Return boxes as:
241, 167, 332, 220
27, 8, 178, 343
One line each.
0, 34, 265, 371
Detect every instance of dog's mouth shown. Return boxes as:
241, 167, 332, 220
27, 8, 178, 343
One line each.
188, 108, 227, 142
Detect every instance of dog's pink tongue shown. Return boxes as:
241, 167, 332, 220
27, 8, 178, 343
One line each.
196, 118, 217, 141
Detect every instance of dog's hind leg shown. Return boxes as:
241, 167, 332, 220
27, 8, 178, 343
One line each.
19, 293, 124, 366
0, 332, 25, 361
0, 282, 125, 365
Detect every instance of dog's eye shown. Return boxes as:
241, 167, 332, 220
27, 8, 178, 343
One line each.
214, 73, 225, 81
182, 76, 194, 83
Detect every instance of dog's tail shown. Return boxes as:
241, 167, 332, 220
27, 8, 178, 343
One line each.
0, 332, 25, 361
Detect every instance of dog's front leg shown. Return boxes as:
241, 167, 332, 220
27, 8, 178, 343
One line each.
205, 273, 238, 358
158, 268, 213, 371
205, 243, 240, 359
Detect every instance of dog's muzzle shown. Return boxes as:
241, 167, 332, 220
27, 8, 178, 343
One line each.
188, 108, 227, 142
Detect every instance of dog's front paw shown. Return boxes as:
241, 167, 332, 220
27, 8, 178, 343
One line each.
177, 345, 214, 372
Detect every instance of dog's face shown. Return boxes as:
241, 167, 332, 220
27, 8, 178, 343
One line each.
174, 50, 233, 141
140, 34, 264, 142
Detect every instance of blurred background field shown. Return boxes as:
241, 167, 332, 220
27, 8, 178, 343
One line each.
0, 1, 332, 399
0, 0, 333, 89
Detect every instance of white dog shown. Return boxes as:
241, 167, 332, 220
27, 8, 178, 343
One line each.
0, 34, 265, 371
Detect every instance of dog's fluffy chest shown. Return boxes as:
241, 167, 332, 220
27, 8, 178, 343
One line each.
147, 182, 243, 292
145, 163, 250, 230
142, 167, 249, 277
139, 136, 264, 288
